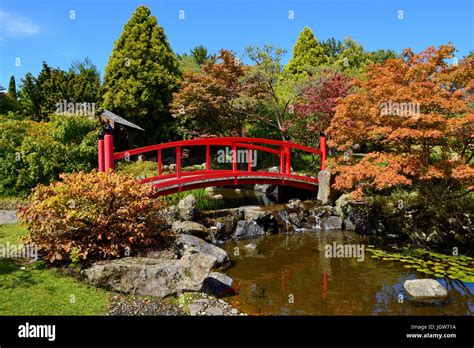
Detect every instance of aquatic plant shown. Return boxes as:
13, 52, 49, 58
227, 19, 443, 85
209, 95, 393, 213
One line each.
366, 247, 474, 283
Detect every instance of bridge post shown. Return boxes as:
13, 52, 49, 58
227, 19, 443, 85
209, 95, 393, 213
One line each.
206, 144, 210, 171
104, 134, 114, 171
279, 146, 284, 174
320, 132, 327, 170
247, 148, 252, 172
157, 149, 162, 176
98, 134, 105, 172
232, 142, 237, 185
176, 146, 181, 178
285, 145, 291, 175
232, 142, 237, 173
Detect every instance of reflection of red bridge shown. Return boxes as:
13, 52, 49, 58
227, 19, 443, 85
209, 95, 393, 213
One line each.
98, 135, 327, 196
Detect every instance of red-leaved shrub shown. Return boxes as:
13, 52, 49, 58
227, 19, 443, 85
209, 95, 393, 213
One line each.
18, 170, 169, 264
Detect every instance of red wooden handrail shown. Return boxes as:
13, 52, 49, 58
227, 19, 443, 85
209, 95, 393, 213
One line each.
112, 137, 323, 160
98, 135, 327, 194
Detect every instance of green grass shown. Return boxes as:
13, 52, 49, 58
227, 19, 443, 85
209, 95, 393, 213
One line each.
0, 224, 110, 315
116, 160, 157, 178
163, 188, 224, 211
0, 223, 27, 245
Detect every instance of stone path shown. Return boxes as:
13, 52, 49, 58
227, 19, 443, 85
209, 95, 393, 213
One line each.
108, 292, 246, 316
0, 210, 18, 225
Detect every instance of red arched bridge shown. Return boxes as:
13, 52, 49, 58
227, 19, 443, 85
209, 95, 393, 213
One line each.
98, 135, 327, 196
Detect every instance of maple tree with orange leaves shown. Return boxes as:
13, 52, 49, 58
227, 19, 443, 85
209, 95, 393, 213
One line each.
327, 44, 473, 199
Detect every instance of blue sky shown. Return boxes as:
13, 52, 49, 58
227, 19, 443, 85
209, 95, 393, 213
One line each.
0, 0, 472, 88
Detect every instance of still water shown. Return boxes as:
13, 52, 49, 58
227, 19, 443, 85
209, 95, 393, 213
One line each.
221, 231, 473, 316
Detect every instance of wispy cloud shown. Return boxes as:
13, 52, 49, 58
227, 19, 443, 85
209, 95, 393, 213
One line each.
0, 10, 41, 37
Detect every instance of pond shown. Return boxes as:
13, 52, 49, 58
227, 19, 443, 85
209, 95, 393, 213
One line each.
220, 230, 474, 316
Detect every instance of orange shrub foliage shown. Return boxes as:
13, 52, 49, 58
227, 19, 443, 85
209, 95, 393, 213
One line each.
328, 45, 474, 196
17, 170, 169, 264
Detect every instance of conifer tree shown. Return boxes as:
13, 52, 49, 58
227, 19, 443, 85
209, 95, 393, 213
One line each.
102, 6, 180, 142
286, 27, 328, 76
8, 76, 16, 99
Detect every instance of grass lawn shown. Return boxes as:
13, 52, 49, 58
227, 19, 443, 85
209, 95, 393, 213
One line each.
0, 224, 110, 315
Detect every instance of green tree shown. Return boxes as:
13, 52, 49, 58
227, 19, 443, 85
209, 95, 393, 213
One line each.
0, 114, 99, 196
286, 27, 328, 76
333, 37, 373, 75
320, 38, 344, 61
190, 44, 210, 65
178, 53, 200, 73
102, 5, 180, 144
8, 76, 17, 99
0, 85, 16, 115
244, 45, 323, 140
17, 63, 68, 121
367, 49, 398, 65
67, 58, 101, 103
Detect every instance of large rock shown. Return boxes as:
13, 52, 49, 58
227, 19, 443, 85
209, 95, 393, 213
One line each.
403, 279, 448, 300
317, 170, 331, 205
83, 253, 216, 298
344, 217, 356, 231
158, 205, 179, 226
238, 206, 267, 220
335, 193, 352, 216
172, 221, 208, 238
177, 194, 196, 220
175, 234, 229, 268
321, 216, 342, 231
234, 219, 265, 239
202, 272, 234, 296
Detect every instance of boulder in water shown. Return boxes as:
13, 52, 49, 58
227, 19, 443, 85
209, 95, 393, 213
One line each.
235, 219, 265, 239
403, 279, 448, 300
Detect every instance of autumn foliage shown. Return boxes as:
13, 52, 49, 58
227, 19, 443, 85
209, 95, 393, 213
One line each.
170, 49, 247, 137
17, 171, 169, 264
328, 45, 474, 197
290, 71, 349, 146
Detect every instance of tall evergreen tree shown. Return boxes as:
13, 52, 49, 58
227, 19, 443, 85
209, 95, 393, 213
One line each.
286, 27, 328, 76
8, 76, 17, 99
102, 5, 180, 143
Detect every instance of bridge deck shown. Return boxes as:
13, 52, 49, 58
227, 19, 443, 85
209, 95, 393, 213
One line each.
141, 171, 319, 195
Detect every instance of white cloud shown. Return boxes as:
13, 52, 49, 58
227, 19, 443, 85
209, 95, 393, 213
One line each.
0, 10, 41, 37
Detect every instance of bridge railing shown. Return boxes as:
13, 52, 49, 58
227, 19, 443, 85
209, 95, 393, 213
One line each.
98, 135, 327, 180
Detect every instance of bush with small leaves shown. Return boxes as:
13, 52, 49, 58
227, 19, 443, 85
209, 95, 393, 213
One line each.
18, 170, 170, 265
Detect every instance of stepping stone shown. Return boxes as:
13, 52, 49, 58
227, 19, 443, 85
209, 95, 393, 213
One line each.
403, 279, 448, 299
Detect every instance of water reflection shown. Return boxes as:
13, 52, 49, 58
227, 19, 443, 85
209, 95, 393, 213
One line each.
222, 231, 473, 316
